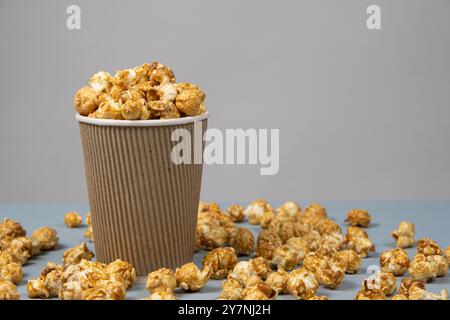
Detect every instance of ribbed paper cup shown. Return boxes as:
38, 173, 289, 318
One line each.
76, 112, 208, 276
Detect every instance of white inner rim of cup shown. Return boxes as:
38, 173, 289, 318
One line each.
76, 111, 209, 127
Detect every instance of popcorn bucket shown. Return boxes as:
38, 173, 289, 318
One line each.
76, 112, 208, 276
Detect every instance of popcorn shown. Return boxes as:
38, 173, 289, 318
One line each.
409, 287, 449, 300
244, 276, 277, 299
265, 269, 289, 294
112, 69, 137, 89
202, 247, 237, 280
250, 257, 271, 280
270, 244, 299, 271
27, 261, 65, 299
120, 98, 147, 120
228, 261, 257, 286
0, 262, 22, 284
277, 220, 297, 243
3, 237, 31, 263
0, 250, 20, 266
158, 83, 178, 101
408, 254, 438, 282
27, 277, 51, 299
174, 83, 206, 116
346, 226, 375, 258
82, 283, 126, 300
416, 238, 443, 256
354, 280, 387, 300
332, 250, 361, 274
84, 212, 94, 242
90, 97, 123, 119
287, 267, 319, 300
426, 255, 448, 277
318, 232, 347, 254
105, 259, 137, 289
73, 86, 98, 116
278, 201, 301, 218
0, 218, 26, 240
399, 277, 426, 297
175, 263, 211, 292
143, 287, 177, 300
0, 280, 20, 300
309, 255, 345, 289
89, 71, 112, 93
241, 287, 270, 300
345, 209, 372, 228
148, 62, 176, 86
146, 268, 176, 292
218, 278, 243, 300
31, 227, 59, 250
391, 221, 415, 248
365, 271, 397, 296
64, 211, 83, 228
379, 248, 410, 276
255, 230, 282, 260
201, 227, 229, 250
300, 203, 327, 226
228, 227, 254, 256
244, 199, 274, 225
286, 237, 309, 263
62, 243, 95, 265
316, 219, 342, 236
226, 205, 245, 223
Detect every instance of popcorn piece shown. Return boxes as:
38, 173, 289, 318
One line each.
278, 201, 301, 218
266, 269, 289, 294
228, 261, 257, 286
244, 199, 274, 225
0, 262, 22, 284
286, 237, 309, 263
84, 212, 94, 242
416, 238, 443, 256
379, 248, 410, 276
59, 262, 106, 300
227, 205, 245, 223
148, 100, 180, 119
202, 227, 229, 250
143, 287, 177, 300
203, 247, 237, 280
91, 97, 123, 119
105, 259, 137, 289
175, 263, 211, 292
228, 227, 254, 256
255, 230, 282, 261
277, 220, 297, 243
300, 203, 327, 226
73, 86, 98, 116
31, 227, 59, 250
365, 271, 397, 296
354, 280, 387, 300
134, 63, 151, 84
0, 218, 26, 239
391, 221, 415, 248
408, 254, 438, 282
112, 69, 137, 89
287, 267, 319, 300
89, 71, 112, 93
64, 211, 83, 228
27, 277, 50, 299
0, 280, 20, 300
218, 278, 243, 300
148, 62, 176, 86
318, 232, 347, 254
3, 237, 31, 263
409, 287, 449, 300
346, 226, 375, 258
399, 277, 426, 297
120, 98, 146, 120
333, 250, 361, 274
314, 258, 345, 289
426, 255, 448, 277
158, 83, 178, 101
146, 268, 176, 292
0, 251, 19, 266
62, 243, 95, 265
250, 257, 271, 280
316, 219, 342, 236
345, 209, 371, 228
244, 276, 277, 299
174, 82, 205, 116
81, 283, 126, 300
270, 244, 299, 271
41, 262, 64, 297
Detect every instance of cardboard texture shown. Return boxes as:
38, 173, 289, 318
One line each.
78, 119, 207, 275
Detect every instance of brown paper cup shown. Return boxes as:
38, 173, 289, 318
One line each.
76, 112, 208, 276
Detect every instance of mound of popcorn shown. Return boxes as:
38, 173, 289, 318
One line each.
73, 62, 207, 120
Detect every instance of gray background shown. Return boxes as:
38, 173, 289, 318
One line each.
1, 0, 450, 203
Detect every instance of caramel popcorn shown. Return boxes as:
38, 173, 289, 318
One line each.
354, 279, 387, 300
365, 271, 397, 296
203, 247, 237, 280
73, 86, 98, 116
105, 259, 136, 289
146, 268, 176, 292
391, 221, 415, 248
148, 62, 176, 86
346, 226, 375, 258
0, 280, 20, 300
312, 257, 345, 289
332, 250, 361, 274
286, 237, 310, 263
244, 199, 274, 225
81, 283, 126, 300
0, 250, 19, 266
227, 205, 245, 223
408, 254, 438, 282
255, 229, 282, 260
318, 232, 347, 254
27, 262, 64, 299
287, 267, 319, 300
244, 276, 277, 299
0, 219, 26, 243
345, 209, 372, 228
316, 219, 342, 236
89, 71, 112, 93
31, 227, 59, 250
270, 244, 299, 271
64, 211, 83, 228
144, 287, 177, 300
27, 277, 50, 298
228, 261, 257, 286
426, 254, 448, 277
3, 237, 31, 263
62, 243, 95, 265
265, 269, 289, 294
0, 262, 22, 284
250, 257, 271, 280
379, 248, 410, 276
202, 227, 229, 250
84, 212, 94, 242
277, 220, 297, 243
416, 238, 443, 256
59, 262, 108, 300
300, 203, 327, 226
174, 82, 206, 116
176, 263, 211, 292
228, 227, 254, 256
278, 201, 302, 218
241, 287, 270, 300
218, 278, 243, 300
409, 286, 449, 300
398, 277, 426, 297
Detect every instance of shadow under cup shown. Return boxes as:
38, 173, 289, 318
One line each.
77, 112, 208, 276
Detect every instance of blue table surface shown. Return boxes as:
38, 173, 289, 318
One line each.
1, 201, 449, 300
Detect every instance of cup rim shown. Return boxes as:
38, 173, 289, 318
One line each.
76, 111, 209, 127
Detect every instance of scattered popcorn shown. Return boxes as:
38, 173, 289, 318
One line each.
244, 276, 277, 299
105, 259, 137, 289
354, 279, 387, 300
333, 250, 361, 274
255, 230, 282, 260
62, 243, 95, 265
287, 267, 319, 300
0, 251, 19, 266
306, 254, 345, 289
399, 277, 426, 297
416, 238, 443, 256
146, 268, 177, 292
270, 244, 299, 271
203, 247, 237, 280
226, 205, 245, 223
316, 219, 342, 236
31, 227, 59, 251
345, 209, 372, 228
265, 269, 289, 294
228, 227, 254, 256
228, 261, 257, 287
176, 263, 211, 292
0, 262, 22, 284
218, 278, 243, 300
202, 227, 229, 250
409, 286, 449, 300
391, 221, 415, 248
346, 226, 375, 258
278, 201, 301, 218
408, 254, 438, 282
426, 255, 448, 277
365, 271, 397, 296
82, 283, 126, 300
73, 86, 98, 116
244, 199, 274, 225
3, 237, 31, 263
379, 248, 410, 276
241, 287, 270, 300
0, 280, 20, 300
286, 237, 310, 263
250, 257, 271, 280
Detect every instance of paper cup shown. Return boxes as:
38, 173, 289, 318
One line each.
77, 112, 208, 275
